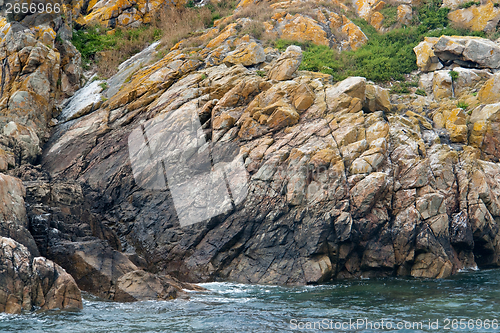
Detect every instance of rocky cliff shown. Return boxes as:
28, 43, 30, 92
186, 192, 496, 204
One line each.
2, 0, 500, 313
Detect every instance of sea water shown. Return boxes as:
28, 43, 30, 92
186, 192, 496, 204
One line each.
2, 269, 500, 332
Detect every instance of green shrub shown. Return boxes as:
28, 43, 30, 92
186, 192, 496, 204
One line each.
99, 82, 108, 90
457, 101, 469, 109
380, 6, 398, 28
416, 89, 427, 96
256, 70, 266, 77
417, 0, 450, 34
390, 82, 411, 94
449, 70, 459, 82
274, 24, 419, 82
71, 25, 118, 67
459, 1, 480, 9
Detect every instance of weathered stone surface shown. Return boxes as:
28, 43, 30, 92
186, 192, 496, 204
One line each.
413, 37, 443, 72
478, 72, 500, 104
74, 0, 181, 28
223, 42, 266, 66
49, 239, 200, 301
351, 172, 387, 215
0, 173, 38, 255
433, 36, 500, 69
419, 67, 491, 99
446, 108, 468, 143
276, 14, 330, 46
365, 84, 391, 112
397, 5, 413, 26
469, 103, 500, 160
0, 21, 81, 170
326, 76, 366, 110
268, 45, 302, 81
25, 46, 500, 286
115, 270, 205, 302
432, 70, 453, 99
0, 236, 82, 314
6, 8, 500, 293
267, 11, 367, 51
448, 3, 500, 32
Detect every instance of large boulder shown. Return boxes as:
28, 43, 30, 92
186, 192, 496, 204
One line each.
0, 236, 82, 314
268, 12, 367, 51
115, 270, 205, 302
325, 76, 367, 110
433, 36, 500, 69
49, 239, 202, 301
364, 84, 391, 112
419, 68, 492, 99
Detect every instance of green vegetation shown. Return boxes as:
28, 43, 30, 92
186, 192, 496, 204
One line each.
99, 82, 108, 90
71, 0, 237, 76
458, 1, 480, 9
457, 101, 469, 109
256, 70, 266, 77
205, 0, 237, 27
241, 21, 266, 39
416, 0, 450, 34
274, 0, 486, 83
71, 23, 164, 76
71, 26, 119, 67
275, 25, 418, 82
416, 89, 427, 96
380, 6, 398, 28
390, 80, 418, 94
449, 70, 459, 82
201, 73, 207, 80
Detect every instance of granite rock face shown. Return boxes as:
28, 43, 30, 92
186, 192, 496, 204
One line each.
34, 32, 500, 284
4, 0, 500, 304
0, 20, 82, 170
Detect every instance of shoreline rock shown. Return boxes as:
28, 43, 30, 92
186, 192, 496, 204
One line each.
0, 236, 82, 314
